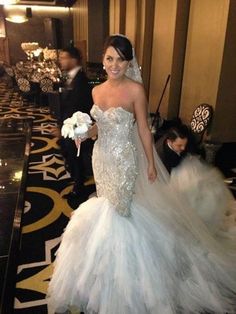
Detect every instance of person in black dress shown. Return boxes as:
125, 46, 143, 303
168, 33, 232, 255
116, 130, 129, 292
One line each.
156, 125, 189, 173
58, 47, 94, 201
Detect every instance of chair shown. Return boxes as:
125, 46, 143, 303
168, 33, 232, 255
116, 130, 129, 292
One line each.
4, 65, 15, 78
190, 103, 213, 144
190, 103, 223, 164
1, 64, 15, 89
39, 77, 54, 93
17, 77, 31, 93
16, 77, 38, 105
39, 77, 54, 106
31, 71, 43, 83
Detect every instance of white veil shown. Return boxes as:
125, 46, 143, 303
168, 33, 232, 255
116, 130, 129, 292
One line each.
115, 35, 236, 258
125, 48, 143, 84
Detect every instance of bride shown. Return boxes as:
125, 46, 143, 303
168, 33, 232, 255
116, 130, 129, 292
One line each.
47, 35, 236, 314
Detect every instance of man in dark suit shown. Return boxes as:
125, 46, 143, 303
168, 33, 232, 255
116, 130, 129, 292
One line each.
156, 125, 189, 173
58, 47, 94, 201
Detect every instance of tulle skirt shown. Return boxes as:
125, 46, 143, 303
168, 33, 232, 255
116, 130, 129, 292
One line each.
47, 126, 236, 313
47, 190, 236, 314
170, 157, 236, 238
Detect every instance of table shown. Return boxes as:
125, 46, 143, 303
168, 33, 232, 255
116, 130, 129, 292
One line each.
15, 60, 61, 83
0, 118, 32, 313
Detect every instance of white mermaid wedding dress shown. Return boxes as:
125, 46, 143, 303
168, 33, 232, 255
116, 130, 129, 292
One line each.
47, 104, 236, 314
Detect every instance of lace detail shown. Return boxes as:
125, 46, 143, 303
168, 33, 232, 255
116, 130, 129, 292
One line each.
91, 105, 138, 217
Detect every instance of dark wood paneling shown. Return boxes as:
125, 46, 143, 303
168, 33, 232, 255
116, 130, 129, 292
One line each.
0, 38, 10, 63
141, 0, 156, 96
119, 0, 126, 34
0, 5, 9, 63
212, 0, 236, 142
168, 0, 190, 118
87, 0, 109, 62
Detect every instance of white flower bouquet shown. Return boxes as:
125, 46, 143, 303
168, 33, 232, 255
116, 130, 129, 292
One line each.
61, 111, 92, 156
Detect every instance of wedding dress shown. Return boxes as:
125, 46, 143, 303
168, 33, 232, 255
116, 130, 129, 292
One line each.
47, 104, 236, 314
170, 156, 236, 238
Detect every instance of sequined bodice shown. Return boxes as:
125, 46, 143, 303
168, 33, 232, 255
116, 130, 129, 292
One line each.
90, 104, 138, 216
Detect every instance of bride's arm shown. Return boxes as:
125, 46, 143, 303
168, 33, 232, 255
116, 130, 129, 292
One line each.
75, 87, 98, 148
87, 123, 98, 138
88, 87, 99, 139
133, 84, 157, 182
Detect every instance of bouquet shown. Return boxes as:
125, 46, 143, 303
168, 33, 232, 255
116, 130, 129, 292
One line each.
61, 111, 92, 156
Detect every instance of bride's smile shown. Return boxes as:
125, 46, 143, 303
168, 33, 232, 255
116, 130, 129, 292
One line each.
103, 46, 129, 80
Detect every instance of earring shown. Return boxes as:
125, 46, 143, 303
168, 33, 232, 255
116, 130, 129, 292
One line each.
103, 65, 105, 70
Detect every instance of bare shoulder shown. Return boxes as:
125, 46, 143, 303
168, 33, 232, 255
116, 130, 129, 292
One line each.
127, 79, 145, 93
92, 82, 107, 98
126, 79, 146, 97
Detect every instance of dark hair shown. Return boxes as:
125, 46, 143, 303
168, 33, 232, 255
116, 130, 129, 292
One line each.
62, 46, 82, 63
103, 35, 133, 61
166, 125, 189, 141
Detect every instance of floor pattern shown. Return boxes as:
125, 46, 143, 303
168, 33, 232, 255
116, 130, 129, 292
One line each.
2, 81, 235, 314
0, 82, 86, 313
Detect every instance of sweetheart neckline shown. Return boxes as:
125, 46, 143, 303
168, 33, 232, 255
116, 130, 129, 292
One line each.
93, 104, 134, 115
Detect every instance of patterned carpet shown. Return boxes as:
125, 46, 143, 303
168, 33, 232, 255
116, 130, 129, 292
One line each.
1, 81, 236, 314
0, 81, 91, 314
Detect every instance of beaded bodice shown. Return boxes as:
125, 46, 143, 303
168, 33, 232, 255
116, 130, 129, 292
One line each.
90, 104, 138, 216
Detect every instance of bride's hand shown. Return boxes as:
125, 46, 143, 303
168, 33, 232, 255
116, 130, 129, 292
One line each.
147, 164, 157, 183
75, 138, 82, 148
75, 137, 87, 148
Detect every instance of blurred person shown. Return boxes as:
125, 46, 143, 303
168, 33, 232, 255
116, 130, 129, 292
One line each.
58, 47, 94, 201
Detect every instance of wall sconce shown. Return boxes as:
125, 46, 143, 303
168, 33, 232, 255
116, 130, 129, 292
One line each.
5, 15, 28, 23
5, 7, 32, 23
0, 0, 18, 4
